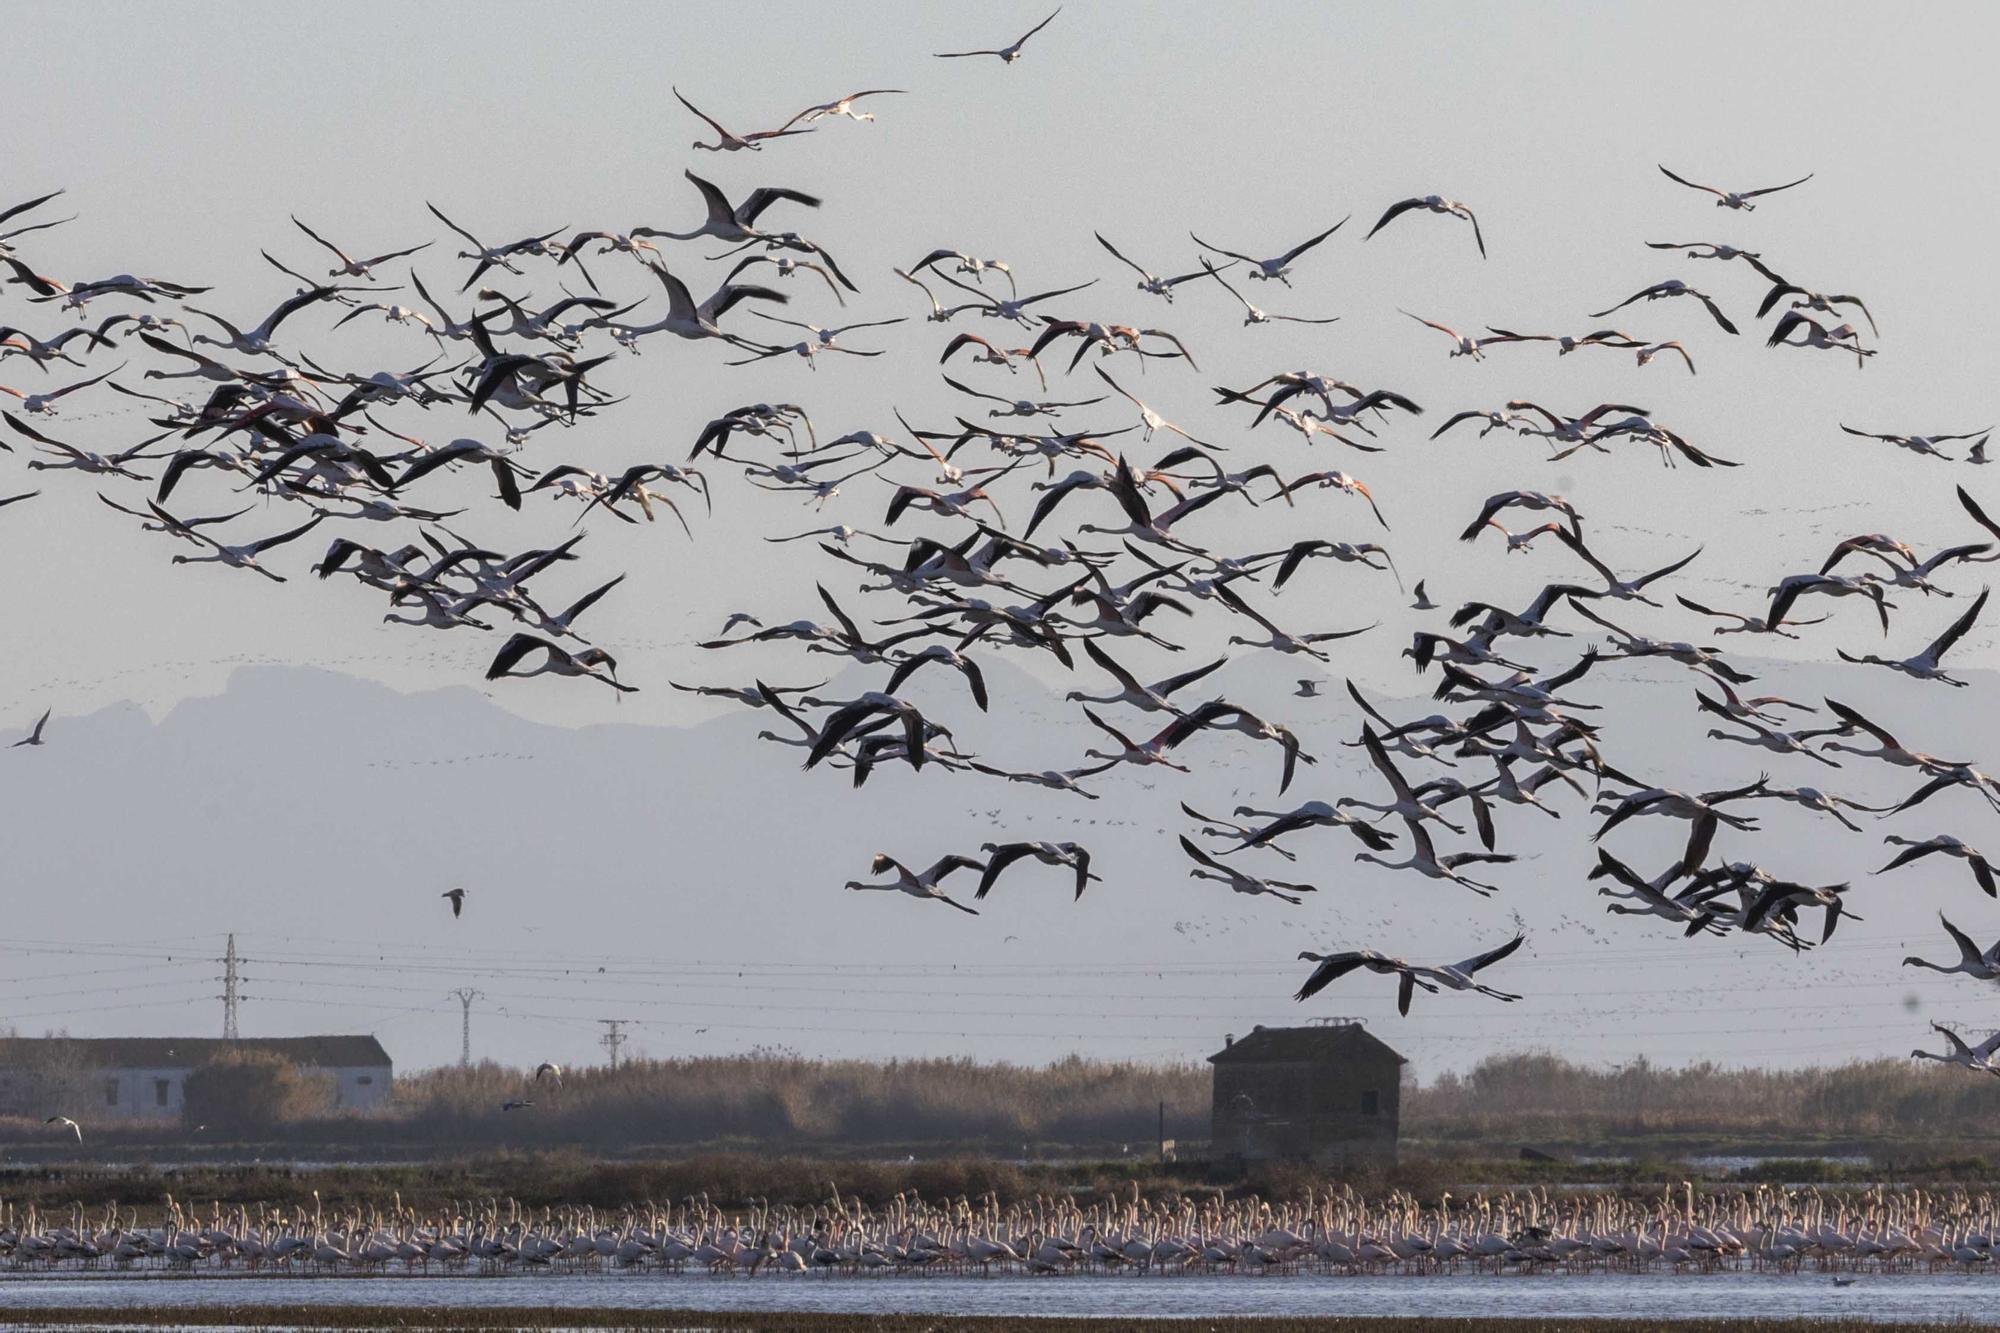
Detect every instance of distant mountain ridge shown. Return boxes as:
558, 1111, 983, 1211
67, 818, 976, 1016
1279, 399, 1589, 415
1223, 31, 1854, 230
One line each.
3, 650, 1993, 1076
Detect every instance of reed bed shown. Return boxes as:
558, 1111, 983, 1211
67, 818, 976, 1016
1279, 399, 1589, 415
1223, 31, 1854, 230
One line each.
4, 1051, 1999, 1164
1416, 1055, 2000, 1145
363, 1053, 2000, 1148
9, 1052, 2000, 1158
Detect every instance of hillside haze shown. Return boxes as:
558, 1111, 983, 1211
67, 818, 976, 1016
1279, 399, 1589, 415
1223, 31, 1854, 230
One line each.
5, 648, 1992, 1076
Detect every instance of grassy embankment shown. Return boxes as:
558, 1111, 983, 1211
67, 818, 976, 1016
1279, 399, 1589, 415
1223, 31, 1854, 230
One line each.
13, 1147, 2000, 1213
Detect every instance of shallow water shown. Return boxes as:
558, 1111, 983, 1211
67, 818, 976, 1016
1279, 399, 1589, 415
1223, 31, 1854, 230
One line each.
1, 1270, 1995, 1324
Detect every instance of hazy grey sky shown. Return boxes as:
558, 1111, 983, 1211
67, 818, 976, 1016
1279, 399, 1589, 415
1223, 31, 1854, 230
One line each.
5, 2, 2000, 1077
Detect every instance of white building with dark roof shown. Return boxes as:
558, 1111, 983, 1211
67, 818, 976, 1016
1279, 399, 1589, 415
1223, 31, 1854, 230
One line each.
0, 1036, 392, 1119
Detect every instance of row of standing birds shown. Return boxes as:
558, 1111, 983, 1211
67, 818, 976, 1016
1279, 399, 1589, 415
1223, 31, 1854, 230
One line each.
0, 7, 1993, 1090
9, 1183, 2000, 1275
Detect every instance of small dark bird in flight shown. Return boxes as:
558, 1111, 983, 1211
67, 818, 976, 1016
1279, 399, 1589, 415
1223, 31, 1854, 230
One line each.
935, 7, 1061, 63
12, 707, 49, 748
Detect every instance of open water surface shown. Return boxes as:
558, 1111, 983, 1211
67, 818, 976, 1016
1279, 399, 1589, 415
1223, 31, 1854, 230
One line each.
1, 1269, 1996, 1324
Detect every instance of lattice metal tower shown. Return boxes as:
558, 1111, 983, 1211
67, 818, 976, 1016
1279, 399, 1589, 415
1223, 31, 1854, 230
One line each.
451, 989, 482, 1066
221, 934, 241, 1040
598, 1019, 626, 1069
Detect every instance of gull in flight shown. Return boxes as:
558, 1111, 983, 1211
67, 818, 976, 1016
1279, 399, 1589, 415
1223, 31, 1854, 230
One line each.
11, 707, 50, 748
934, 7, 1061, 62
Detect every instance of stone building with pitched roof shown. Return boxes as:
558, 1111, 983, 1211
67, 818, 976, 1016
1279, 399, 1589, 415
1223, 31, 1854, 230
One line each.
1208, 1022, 1405, 1163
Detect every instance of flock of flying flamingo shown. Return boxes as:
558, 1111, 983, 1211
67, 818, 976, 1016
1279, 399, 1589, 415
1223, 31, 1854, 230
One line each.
4, 3, 2000, 1151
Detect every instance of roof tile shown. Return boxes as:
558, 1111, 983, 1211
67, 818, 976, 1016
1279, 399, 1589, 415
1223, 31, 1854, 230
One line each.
0, 1036, 391, 1070
1208, 1023, 1405, 1066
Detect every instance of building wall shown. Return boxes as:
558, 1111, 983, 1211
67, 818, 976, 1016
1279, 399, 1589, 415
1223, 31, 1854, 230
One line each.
1211, 1055, 1400, 1163
5, 1062, 392, 1119
1308, 1055, 1399, 1161
1213, 1060, 1315, 1159
99, 1065, 190, 1119
330, 1065, 391, 1110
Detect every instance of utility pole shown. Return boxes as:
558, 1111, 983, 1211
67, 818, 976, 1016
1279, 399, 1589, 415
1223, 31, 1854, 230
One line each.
598, 1019, 626, 1070
451, 989, 482, 1066
220, 934, 242, 1041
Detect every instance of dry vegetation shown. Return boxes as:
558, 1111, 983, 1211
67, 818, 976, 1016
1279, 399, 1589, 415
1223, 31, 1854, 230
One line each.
6, 1049, 2000, 1161
11, 1051, 2000, 1211
181, 1049, 333, 1133
390, 1053, 1212, 1151
365, 1050, 2000, 1151
1411, 1053, 2000, 1146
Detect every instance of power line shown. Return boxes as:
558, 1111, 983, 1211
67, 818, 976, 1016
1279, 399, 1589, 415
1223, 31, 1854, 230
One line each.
0, 961, 200, 990
0, 937, 1958, 1032
0, 928, 1964, 1070
0, 948, 1954, 1027
0, 924, 1924, 977
1, 993, 217, 1023
0, 977, 213, 1005
0, 963, 1916, 1010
